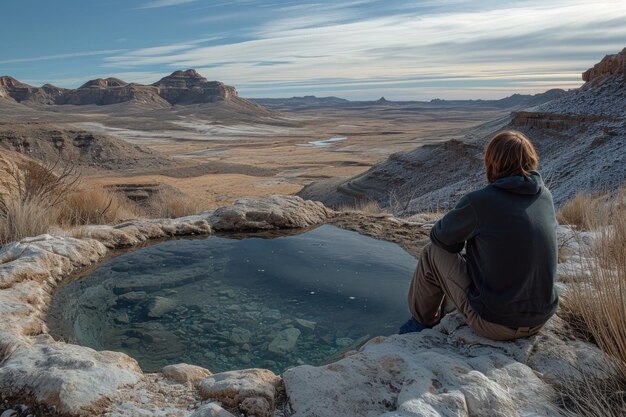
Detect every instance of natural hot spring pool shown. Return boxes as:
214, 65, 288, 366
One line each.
48, 225, 416, 374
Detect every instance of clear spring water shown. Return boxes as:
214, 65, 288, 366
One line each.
48, 225, 416, 374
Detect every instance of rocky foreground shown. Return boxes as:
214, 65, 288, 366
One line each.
0, 195, 613, 417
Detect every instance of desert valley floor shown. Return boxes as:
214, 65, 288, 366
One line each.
0, 96, 512, 208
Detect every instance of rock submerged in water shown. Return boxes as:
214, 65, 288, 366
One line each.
294, 318, 317, 332
117, 290, 147, 304
113, 312, 130, 324
268, 328, 301, 355
143, 296, 177, 318
230, 328, 252, 344
334, 337, 354, 348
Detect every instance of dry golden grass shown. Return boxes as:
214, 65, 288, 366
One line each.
566, 205, 626, 367
59, 185, 142, 226
406, 210, 445, 223
0, 199, 58, 245
0, 159, 144, 244
0, 158, 77, 244
556, 366, 626, 417
0, 157, 207, 244
337, 199, 389, 215
145, 189, 205, 219
557, 187, 626, 415
551, 188, 626, 415
557, 192, 608, 230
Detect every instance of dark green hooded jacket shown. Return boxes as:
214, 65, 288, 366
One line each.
430, 172, 559, 327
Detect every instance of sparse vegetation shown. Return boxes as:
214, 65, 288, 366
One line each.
59, 185, 141, 226
388, 185, 421, 216
557, 187, 626, 415
0, 158, 79, 244
0, 157, 204, 245
556, 365, 626, 417
0, 199, 57, 245
337, 199, 388, 215
145, 189, 205, 219
557, 192, 608, 230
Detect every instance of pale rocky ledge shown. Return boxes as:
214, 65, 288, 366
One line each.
0, 195, 611, 417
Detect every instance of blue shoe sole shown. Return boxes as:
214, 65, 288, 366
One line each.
399, 317, 426, 334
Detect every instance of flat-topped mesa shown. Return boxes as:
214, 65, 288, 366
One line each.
582, 46, 626, 83
153, 69, 238, 104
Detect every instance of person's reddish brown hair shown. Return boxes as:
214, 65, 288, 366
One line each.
484, 130, 539, 183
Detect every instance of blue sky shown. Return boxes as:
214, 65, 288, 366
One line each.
1, 0, 625, 100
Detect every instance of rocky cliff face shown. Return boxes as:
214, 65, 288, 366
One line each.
152, 69, 238, 104
0, 70, 244, 107
0, 76, 68, 105
582, 46, 626, 82
62, 82, 170, 107
0, 122, 173, 171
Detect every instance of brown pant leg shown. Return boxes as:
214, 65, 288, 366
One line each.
407, 243, 539, 341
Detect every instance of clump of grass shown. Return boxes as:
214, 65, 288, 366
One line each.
337, 199, 388, 215
59, 186, 141, 226
0, 158, 78, 244
556, 188, 626, 415
146, 189, 204, 218
559, 187, 626, 358
556, 365, 626, 417
0, 199, 58, 244
557, 192, 608, 230
405, 210, 445, 223
0, 158, 173, 244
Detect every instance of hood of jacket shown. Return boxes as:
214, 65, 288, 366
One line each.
491, 171, 543, 195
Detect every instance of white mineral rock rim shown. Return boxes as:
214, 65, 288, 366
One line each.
0, 195, 613, 417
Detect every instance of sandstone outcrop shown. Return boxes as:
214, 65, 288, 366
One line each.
152, 69, 238, 104
62, 81, 170, 107
0, 76, 67, 105
0, 122, 174, 171
510, 111, 613, 131
582, 46, 626, 82
0, 70, 262, 109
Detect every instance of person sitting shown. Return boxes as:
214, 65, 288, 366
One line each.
400, 130, 558, 340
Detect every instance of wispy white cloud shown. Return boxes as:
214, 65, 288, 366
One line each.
33, 0, 626, 99
0, 49, 126, 65
135, 0, 198, 10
